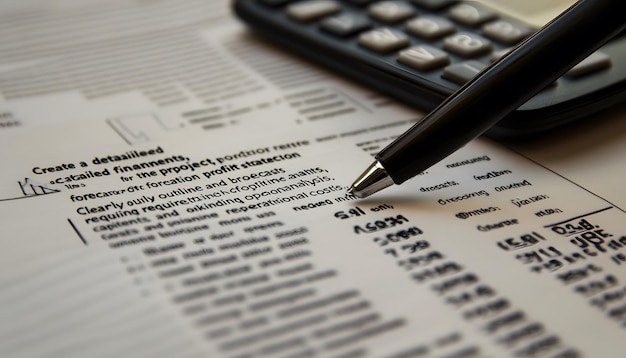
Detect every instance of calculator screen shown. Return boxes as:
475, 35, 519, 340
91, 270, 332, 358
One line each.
480, 0, 575, 27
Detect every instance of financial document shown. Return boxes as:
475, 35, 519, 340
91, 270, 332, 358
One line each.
1, 1, 626, 357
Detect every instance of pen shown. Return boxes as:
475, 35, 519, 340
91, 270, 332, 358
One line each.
346, 0, 626, 198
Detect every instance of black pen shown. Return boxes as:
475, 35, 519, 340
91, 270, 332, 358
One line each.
347, 0, 626, 198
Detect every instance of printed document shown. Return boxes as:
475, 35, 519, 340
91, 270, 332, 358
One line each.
2, 115, 626, 357
1, 1, 626, 357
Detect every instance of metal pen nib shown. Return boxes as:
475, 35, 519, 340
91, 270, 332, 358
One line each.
346, 161, 394, 198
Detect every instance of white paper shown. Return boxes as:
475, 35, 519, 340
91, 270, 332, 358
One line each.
2, 115, 626, 357
2, 1, 626, 357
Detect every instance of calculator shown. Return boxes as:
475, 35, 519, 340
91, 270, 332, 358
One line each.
233, 0, 626, 136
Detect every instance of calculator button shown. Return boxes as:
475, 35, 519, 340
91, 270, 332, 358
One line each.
447, 3, 497, 26
490, 48, 511, 61
368, 1, 416, 23
482, 20, 532, 45
405, 16, 456, 40
398, 45, 450, 71
321, 13, 372, 36
565, 52, 612, 78
443, 32, 492, 57
358, 28, 410, 53
286, 0, 341, 22
410, 0, 457, 10
442, 60, 486, 84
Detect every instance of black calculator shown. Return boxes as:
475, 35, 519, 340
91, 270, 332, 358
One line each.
234, 0, 626, 136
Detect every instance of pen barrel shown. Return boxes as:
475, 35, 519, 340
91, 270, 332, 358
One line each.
377, 0, 626, 184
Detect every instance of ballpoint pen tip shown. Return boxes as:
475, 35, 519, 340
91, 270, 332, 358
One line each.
346, 161, 394, 199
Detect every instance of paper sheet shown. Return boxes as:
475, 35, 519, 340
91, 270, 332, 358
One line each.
2, 113, 626, 357
1, 1, 626, 357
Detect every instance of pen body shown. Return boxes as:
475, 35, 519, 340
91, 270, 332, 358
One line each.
377, 0, 626, 184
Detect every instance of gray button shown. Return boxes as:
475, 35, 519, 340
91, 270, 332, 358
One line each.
482, 20, 532, 45
565, 52, 612, 78
405, 16, 455, 39
321, 13, 372, 36
358, 28, 410, 53
443, 32, 491, 57
448, 3, 496, 26
369, 1, 416, 23
490, 48, 511, 61
442, 60, 486, 84
398, 45, 450, 70
287, 0, 341, 22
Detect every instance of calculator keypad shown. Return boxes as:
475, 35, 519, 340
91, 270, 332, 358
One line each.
276, 0, 611, 93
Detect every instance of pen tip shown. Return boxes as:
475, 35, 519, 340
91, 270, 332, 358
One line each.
346, 161, 394, 199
